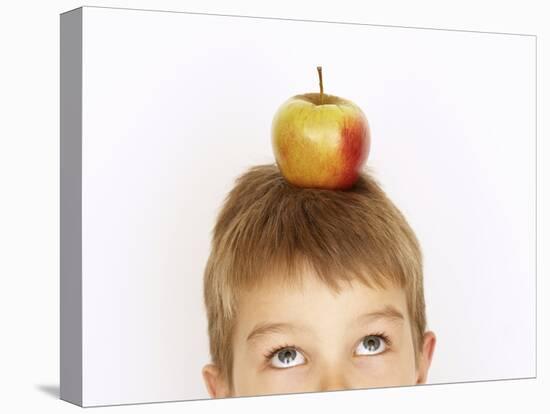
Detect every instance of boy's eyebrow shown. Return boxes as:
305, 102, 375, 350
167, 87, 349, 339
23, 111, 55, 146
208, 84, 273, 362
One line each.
355, 305, 405, 325
246, 306, 404, 342
246, 322, 303, 343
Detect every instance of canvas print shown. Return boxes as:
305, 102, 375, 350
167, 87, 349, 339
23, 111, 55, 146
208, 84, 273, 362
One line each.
60, 6, 536, 407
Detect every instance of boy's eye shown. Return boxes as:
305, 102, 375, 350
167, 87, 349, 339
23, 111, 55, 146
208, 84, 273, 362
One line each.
269, 347, 306, 369
355, 335, 386, 356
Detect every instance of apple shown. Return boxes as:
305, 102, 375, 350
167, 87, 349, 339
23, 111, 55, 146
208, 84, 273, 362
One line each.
271, 66, 370, 190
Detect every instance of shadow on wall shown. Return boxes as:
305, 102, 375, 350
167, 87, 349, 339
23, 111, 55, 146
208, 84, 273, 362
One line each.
36, 384, 59, 399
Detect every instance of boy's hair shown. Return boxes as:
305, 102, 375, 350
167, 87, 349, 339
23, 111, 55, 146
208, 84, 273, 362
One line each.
203, 163, 425, 388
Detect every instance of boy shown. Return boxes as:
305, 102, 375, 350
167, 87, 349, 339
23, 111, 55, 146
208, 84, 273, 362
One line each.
202, 163, 436, 397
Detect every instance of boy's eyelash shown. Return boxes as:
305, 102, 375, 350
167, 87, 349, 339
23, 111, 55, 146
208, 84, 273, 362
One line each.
369, 332, 392, 347
264, 343, 296, 361
263, 332, 392, 362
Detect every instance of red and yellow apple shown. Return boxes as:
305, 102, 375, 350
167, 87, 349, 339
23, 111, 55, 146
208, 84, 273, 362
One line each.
271, 67, 370, 190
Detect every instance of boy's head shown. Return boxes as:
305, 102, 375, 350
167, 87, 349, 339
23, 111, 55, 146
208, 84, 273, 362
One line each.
202, 164, 435, 397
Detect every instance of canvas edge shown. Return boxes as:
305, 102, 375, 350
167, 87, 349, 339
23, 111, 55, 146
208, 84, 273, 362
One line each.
60, 6, 83, 407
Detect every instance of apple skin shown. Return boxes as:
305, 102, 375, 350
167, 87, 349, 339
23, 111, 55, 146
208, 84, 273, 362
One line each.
271, 92, 370, 190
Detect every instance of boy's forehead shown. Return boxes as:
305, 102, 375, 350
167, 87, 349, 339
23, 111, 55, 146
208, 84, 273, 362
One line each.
235, 268, 410, 328
244, 264, 403, 297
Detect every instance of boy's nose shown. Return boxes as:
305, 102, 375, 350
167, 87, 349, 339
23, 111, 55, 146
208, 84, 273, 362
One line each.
317, 367, 351, 392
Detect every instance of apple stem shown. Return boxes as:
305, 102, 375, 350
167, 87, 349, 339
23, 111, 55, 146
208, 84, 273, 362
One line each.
317, 66, 324, 104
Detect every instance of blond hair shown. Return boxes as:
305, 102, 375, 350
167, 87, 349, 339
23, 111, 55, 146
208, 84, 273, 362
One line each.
203, 163, 425, 387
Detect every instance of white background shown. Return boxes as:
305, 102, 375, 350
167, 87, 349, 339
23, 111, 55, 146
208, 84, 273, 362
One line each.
79, 6, 536, 406
0, 0, 548, 413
